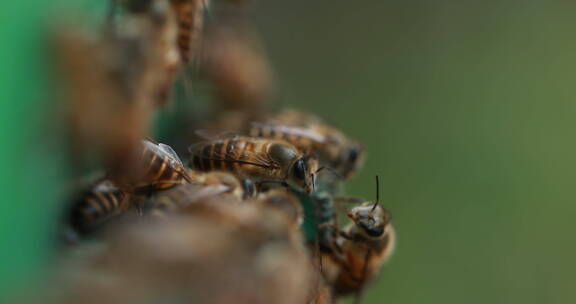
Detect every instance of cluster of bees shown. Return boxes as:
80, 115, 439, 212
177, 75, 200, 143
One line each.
50, 0, 396, 303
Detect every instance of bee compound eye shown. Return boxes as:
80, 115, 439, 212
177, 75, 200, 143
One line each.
292, 158, 306, 181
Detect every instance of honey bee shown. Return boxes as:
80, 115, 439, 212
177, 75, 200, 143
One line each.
332, 176, 396, 297
188, 170, 257, 200
189, 136, 319, 193
168, 0, 208, 65
249, 110, 364, 179
68, 180, 133, 235
109, 140, 191, 194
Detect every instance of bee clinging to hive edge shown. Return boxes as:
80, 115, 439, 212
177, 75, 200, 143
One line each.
109, 140, 191, 194
249, 109, 365, 180
332, 176, 396, 297
189, 136, 319, 193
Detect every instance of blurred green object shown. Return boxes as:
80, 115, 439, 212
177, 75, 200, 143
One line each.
0, 1, 59, 301
0, 0, 107, 301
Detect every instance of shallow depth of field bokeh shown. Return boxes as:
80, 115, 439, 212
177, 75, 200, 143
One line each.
254, 1, 576, 303
1, 1, 575, 304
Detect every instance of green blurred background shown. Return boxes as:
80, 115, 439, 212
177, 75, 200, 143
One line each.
2, 0, 576, 303
254, 1, 576, 303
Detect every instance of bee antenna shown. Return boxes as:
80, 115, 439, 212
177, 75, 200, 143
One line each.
371, 175, 380, 212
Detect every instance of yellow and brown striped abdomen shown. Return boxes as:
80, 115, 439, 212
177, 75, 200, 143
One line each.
139, 143, 190, 191
191, 137, 283, 180
171, 0, 204, 64
70, 190, 129, 233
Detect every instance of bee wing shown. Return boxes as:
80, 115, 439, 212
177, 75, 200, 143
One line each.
92, 180, 120, 192
249, 122, 327, 143
173, 184, 232, 208
158, 143, 184, 166
142, 140, 183, 165
194, 129, 240, 140
192, 184, 231, 199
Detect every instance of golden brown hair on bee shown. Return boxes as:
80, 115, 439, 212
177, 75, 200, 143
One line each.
68, 180, 133, 235
109, 140, 191, 194
189, 136, 318, 193
250, 110, 364, 179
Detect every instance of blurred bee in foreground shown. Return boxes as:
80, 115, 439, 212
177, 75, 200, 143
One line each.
109, 140, 191, 194
54, 0, 181, 176
54, 202, 314, 304
330, 176, 396, 298
249, 110, 364, 180
109, 0, 182, 106
189, 136, 319, 193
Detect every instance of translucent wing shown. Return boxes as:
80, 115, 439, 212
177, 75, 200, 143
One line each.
158, 143, 184, 166
250, 122, 327, 143
142, 140, 183, 166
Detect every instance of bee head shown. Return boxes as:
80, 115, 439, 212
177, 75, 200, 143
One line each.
348, 175, 391, 238
348, 203, 391, 238
289, 156, 318, 194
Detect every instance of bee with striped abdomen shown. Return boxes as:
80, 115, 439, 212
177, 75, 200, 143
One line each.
189, 136, 319, 193
249, 110, 364, 179
109, 140, 191, 194
68, 180, 133, 235
332, 176, 396, 297
168, 0, 208, 65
